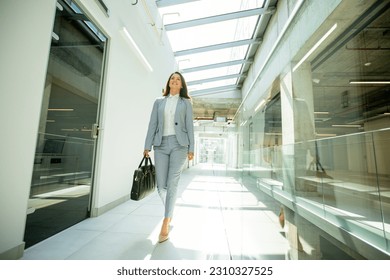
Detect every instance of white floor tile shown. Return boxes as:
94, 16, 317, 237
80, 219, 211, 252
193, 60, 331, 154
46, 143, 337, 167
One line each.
22, 229, 103, 259
67, 232, 155, 260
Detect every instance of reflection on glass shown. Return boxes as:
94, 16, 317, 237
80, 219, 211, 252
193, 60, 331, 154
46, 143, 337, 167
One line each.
248, 95, 282, 180
239, 4, 390, 257
312, 8, 390, 137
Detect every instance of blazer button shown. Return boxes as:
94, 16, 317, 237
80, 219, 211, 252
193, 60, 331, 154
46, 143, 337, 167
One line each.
175, 122, 178, 125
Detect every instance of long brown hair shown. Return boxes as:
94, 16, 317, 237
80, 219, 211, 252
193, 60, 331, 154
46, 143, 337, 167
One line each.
163, 72, 190, 99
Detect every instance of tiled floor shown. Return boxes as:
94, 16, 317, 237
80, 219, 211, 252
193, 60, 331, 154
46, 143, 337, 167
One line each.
21, 164, 290, 260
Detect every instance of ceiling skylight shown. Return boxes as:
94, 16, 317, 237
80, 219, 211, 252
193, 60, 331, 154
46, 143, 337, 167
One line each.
157, 0, 269, 96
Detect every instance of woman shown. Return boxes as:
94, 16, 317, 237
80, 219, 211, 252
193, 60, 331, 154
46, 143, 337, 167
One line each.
143, 72, 194, 243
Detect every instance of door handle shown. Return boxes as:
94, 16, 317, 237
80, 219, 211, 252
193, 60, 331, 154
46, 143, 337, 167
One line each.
91, 123, 99, 139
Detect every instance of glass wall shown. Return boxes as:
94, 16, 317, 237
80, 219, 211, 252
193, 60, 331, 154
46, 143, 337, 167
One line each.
248, 95, 282, 180
24, 0, 107, 248
239, 1, 390, 257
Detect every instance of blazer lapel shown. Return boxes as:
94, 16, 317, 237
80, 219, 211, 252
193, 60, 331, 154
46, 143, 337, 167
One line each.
174, 97, 183, 121
157, 97, 167, 129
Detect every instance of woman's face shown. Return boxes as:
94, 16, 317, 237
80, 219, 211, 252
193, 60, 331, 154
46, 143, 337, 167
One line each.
169, 73, 182, 92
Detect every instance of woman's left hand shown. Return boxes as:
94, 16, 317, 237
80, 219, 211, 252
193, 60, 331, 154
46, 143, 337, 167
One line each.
187, 152, 194, 161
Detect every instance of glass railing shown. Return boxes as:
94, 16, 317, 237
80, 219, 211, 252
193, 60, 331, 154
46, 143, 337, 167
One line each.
247, 128, 390, 255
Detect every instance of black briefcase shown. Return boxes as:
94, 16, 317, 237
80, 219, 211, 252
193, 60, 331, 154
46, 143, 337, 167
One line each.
130, 156, 156, 201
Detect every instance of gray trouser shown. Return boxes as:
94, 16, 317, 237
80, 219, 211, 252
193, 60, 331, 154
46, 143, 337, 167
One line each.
154, 135, 188, 218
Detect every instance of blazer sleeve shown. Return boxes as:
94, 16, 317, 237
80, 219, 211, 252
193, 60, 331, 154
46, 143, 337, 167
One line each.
144, 99, 159, 151
185, 99, 195, 153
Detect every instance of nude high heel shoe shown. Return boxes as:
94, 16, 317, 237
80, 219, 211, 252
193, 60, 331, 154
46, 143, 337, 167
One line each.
158, 217, 171, 243
158, 233, 169, 243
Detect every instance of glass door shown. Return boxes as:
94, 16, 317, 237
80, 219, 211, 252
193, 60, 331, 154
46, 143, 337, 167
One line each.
24, 0, 107, 248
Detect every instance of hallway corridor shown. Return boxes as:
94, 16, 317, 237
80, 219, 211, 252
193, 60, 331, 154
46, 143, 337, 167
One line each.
22, 164, 290, 260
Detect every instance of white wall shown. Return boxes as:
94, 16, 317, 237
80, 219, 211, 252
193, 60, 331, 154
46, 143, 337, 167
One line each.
0, 0, 176, 258
0, 0, 57, 258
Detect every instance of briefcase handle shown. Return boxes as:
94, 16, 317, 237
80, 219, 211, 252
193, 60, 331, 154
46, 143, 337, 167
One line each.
138, 156, 153, 168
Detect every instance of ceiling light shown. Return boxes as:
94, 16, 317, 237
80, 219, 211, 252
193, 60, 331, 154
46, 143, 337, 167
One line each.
316, 133, 337, 137
349, 80, 390, 85
315, 118, 331, 122
314, 111, 329, 115
332, 124, 361, 128
48, 108, 74, 111
364, 62, 372, 66
312, 78, 320, 84
293, 23, 337, 72
120, 27, 153, 72
265, 132, 282, 135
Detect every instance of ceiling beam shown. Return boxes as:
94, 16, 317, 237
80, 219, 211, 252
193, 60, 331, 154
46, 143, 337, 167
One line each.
180, 59, 253, 73
174, 38, 261, 56
190, 85, 241, 97
187, 74, 246, 86
156, 0, 200, 8
165, 7, 270, 31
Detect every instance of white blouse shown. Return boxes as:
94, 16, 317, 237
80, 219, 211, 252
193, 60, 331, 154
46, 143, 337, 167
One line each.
163, 94, 179, 136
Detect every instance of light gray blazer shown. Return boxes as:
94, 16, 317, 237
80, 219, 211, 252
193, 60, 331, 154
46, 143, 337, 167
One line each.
144, 96, 195, 153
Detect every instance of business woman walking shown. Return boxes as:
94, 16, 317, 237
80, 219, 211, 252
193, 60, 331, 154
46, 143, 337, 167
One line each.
144, 72, 194, 243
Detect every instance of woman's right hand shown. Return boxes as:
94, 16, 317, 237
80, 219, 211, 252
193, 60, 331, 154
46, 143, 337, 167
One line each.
143, 150, 150, 158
